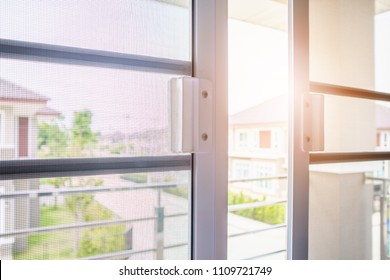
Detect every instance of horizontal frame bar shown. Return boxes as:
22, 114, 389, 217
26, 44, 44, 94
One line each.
366, 176, 390, 182
0, 213, 188, 238
0, 155, 191, 180
0, 216, 154, 238
0, 182, 184, 199
310, 151, 390, 164
228, 175, 287, 183
0, 39, 192, 75
310, 82, 390, 102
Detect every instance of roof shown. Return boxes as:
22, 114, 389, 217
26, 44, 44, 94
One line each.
229, 95, 288, 125
36, 106, 61, 116
0, 79, 49, 103
230, 96, 390, 129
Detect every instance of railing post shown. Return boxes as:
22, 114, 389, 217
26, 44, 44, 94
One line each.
125, 228, 133, 251
386, 183, 390, 259
154, 207, 164, 260
380, 180, 386, 260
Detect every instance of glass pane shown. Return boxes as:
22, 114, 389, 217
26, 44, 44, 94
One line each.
376, 7, 390, 94
309, 161, 390, 260
0, 0, 193, 262
0, 0, 191, 61
309, 0, 390, 153
0, 171, 190, 260
228, 0, 288, 260
315, 95, 390, 153
310, 0, 390, 92
0, 59, 180, 159
308, 0, 390, 260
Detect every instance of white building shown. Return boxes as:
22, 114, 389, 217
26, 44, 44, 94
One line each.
0, 79, 59, 259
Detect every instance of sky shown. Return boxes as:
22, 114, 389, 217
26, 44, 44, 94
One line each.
228, 19, 288, 114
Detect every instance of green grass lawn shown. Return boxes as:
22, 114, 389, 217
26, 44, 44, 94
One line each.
14, 201, 127, 260
14, 205, 76, 260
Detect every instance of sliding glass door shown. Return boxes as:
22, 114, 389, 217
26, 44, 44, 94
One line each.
289, 0, 390, 260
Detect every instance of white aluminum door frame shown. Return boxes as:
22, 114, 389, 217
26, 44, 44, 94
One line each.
191, 0, 228, 260
192, 0, 310, 260
288, 0, 310, 260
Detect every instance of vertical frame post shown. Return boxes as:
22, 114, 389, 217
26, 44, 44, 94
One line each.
288, 0, 310, 260
192, 0, 228, 259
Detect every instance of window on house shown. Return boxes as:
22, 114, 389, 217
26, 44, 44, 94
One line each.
377, 132, 381, 147
259, 130, 271, 149
238, 131, 248, 148
254, 163, 275, 191
18, 117, 28, 157
233, 161, 250, 179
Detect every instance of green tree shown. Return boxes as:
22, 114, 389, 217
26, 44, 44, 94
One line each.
76, 200, 126, 258
38, 109, 104, 256
67, 111, 101, 254
71, 110, 100, 156
38, 120, 68, 158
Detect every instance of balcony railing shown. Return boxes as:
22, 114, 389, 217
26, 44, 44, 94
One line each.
229, 174, 390, 260
1, 174, 386, 260
0, 180, 190, 260
365, 175, 390, 260
228, 175, 288, 260
1, 175, 289, 260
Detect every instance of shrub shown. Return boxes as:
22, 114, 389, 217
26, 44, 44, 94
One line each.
228, 190, 285, 225
120, 173, 148, 183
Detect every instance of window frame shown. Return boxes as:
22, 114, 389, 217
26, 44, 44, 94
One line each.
0, 0, 228, 260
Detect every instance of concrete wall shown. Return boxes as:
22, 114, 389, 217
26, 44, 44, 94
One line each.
309, 0, 375, 259
309, 172, 372, 259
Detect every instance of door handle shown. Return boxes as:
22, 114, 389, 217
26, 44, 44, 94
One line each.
302, 93, 324, 152
170, 77, 213, 153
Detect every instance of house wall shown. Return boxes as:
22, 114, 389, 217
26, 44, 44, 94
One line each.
0, 102, 45, 256
229, 123, 288, 199
1, 107, 16, 153
309, 172, 372, 259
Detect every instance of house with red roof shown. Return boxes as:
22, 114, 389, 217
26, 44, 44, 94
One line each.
229, 96, 390, 198
229, 95, 288, 198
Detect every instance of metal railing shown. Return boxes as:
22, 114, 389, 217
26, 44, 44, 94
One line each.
4, 173, 385, 260
1, 176, 289, 260
0, 181, 190, 260
228, 175, 288, 260
0, 182, 183, 199
365, 176, 390, 260
0, 213, 187, 239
